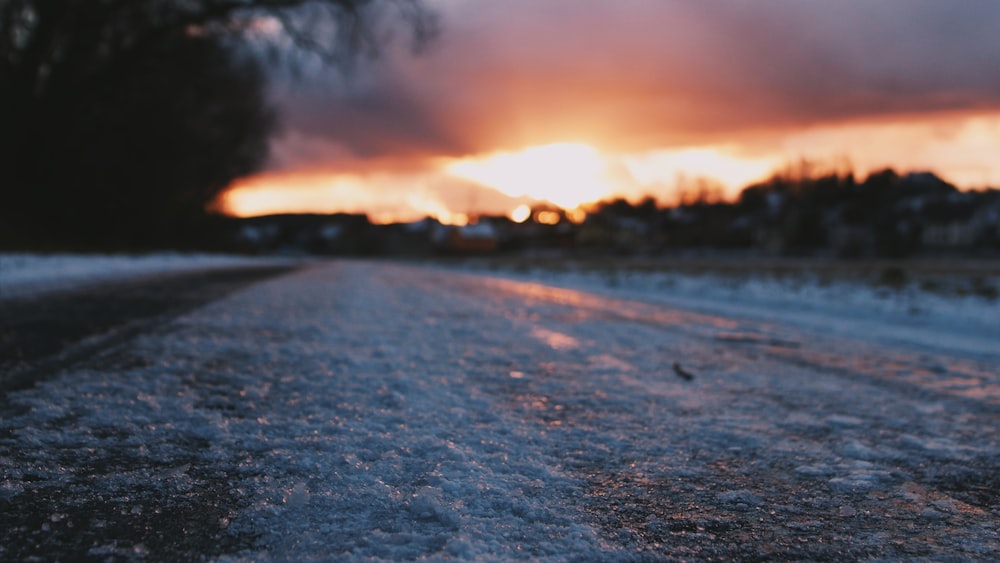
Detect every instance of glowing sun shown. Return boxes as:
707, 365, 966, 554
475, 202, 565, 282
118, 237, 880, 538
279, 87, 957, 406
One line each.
445, 142, 615, 209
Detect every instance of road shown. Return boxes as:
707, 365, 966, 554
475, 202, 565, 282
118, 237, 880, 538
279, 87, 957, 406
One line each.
1, 261, 998, 560
0, 264, 299, 392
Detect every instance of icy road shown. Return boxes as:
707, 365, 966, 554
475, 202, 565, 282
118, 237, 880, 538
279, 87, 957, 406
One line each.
2, 260, 999, 561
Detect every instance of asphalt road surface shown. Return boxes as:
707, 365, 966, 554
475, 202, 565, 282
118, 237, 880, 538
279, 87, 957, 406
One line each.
0, 264, 299, 391
1, 261, 997, 561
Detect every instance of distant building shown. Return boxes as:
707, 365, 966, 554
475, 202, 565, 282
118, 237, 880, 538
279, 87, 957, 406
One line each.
445, 222, 498, 254
921, 194, 980, 250
232, 213, 372, 255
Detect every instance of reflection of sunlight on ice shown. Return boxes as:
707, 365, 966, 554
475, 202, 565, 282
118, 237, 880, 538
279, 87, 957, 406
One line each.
493, 281, 589, 308
488, 277, 740, 331
587, 354, 635, 372
530, 327, 580, 351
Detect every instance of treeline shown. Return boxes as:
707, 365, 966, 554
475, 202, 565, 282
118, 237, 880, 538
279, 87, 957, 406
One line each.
225, 167, 1000, 259
582, 168, 1000, 257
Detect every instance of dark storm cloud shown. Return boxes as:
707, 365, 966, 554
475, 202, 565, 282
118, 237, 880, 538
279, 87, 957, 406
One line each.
271, 0, 1000, 170
687, 1, 1000, 122
269, 65, 465, 171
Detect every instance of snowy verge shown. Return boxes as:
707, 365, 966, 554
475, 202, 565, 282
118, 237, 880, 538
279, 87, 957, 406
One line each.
437, 260, 1000, 359
0, 253, 298, 300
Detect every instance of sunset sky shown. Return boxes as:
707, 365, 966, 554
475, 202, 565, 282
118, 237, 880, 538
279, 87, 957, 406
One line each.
217, 0, 1000, 224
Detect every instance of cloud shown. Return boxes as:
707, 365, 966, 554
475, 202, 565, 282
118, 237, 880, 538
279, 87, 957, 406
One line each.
269, 65, 464, 172
259, 0, 1000, 189
429, 0, 1000, 146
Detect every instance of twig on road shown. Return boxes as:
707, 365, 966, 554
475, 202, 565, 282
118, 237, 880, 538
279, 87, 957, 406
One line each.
672, 361, 694, 381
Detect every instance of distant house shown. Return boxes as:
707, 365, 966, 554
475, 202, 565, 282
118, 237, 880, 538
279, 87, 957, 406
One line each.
576, 214, 615, 248
822, 204, 874, 257
898, 171, 958, 197
577, 214, 649, 249
978, 197, 1000, 249
376, 218, 439, 256
921, 195, 980, 250
445, 222, 498, 254
922, 217, 977, 249
236, 222, 281, 250
232, 213, 373, 255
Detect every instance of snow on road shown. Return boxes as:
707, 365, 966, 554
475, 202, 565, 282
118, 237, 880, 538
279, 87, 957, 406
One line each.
446, 260, 1000, 360
2, 260, 999, 560
0, 252, 288, 300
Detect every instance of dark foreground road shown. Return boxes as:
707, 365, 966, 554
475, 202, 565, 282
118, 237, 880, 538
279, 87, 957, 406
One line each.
1, 264, 299, 392
1, 261, 998, 561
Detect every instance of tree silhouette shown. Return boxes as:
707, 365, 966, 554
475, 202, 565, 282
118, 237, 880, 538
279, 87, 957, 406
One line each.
0, 0, 435, 248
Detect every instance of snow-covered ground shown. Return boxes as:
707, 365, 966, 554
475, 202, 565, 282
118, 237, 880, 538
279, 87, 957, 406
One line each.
2, 260, 999, 560
0, 252, 292, 299
446, 260, 1000, 360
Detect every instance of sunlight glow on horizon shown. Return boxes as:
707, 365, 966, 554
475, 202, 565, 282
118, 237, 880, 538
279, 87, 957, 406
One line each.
510, 204, 532, 223
621, 148, 781, 203
445, 142, 783, 208
218, 142, 783, 223
445, 143, 614, 209
216, 173, 366, 217
216, 173, 470, 225
217, 112, 1000, 223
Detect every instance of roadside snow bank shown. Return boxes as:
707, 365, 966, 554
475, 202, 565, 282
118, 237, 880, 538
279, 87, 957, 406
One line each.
0, 253, 292, 299
446, 261, 1000, 359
